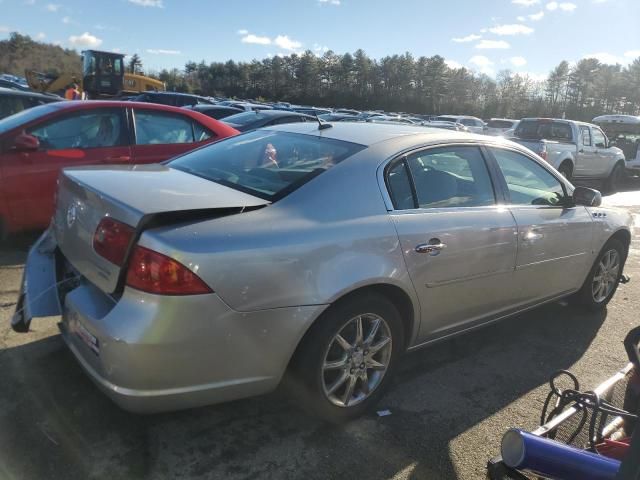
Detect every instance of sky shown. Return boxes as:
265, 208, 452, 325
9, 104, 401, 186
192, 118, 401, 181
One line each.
1, 0, 639, 80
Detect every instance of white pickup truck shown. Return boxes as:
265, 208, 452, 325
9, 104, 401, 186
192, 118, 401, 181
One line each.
512, 118, 626, 191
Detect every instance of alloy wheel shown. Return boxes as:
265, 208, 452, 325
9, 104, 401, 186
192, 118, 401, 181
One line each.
592, 249, 620, 303
321, 313, 393, 408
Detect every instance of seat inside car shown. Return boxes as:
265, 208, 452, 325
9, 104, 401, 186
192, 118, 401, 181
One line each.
413, 169, 458, 206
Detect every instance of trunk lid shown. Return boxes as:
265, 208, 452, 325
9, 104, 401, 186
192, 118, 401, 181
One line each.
53, 164, 268, 294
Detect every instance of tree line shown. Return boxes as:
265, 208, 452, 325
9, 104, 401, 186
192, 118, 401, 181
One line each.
159, 51, 640, 121
2, 33, 639, 121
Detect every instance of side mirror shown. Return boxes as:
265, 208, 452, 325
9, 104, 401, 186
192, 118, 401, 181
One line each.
12, 133, 40, 152
573, 186, 602, 207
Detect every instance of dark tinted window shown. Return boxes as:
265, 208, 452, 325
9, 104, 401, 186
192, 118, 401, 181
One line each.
515, 120, 573, 142
224, 111, 270, 126
386, 160, 415, 210
491, 148, 565, 206
28, 108, 127, 149
405, 146, 495, 208
170, 130, 364, 200
0, 96, 29, 119
487, 120, 515, 129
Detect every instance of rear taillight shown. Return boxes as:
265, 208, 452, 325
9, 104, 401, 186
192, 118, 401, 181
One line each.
539, 146, 548, 161
125, 246, 212, 295
93, 217, 135, 266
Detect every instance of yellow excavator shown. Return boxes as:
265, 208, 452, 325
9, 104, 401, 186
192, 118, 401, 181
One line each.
25, 50, 165, 98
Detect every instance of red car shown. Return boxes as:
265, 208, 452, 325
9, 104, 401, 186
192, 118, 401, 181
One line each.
0, 101, 238, 235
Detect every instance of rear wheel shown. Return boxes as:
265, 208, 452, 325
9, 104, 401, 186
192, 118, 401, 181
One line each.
573, 238, 626, 310
558, 161, 573, 181
289, 294, 404, 422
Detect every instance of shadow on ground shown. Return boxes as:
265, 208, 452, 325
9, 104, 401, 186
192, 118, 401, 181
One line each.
0, 301, 607, 480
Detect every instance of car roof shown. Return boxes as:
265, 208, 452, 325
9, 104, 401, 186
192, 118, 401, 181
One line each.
261, 121, 485, 147
236, 109, 314, 118
0, 87, 59, 99
41, 100, 208, 113
142, 91, 208, 99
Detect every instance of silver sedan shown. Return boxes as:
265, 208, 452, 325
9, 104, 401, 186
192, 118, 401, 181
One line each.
12, 122, 633, 421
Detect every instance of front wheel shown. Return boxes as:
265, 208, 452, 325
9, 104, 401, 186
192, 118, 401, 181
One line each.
605, 163, 626, 193
289, 294, 404, 422
558, 162, 573, 182
573, 239, 626, 310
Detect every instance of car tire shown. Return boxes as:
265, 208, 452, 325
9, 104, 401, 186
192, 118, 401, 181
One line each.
289, 294, 405, 422
605, 162, 625, 193
573, 238, 626, 311
558, 162, 573, 181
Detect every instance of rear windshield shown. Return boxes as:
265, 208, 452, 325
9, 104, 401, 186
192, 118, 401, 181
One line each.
515, 120, 573, 142
487, 120, 514, 129
435, 116, 457, 122
169, 130, 365, 201
0, 102, 60, 135
223, 111, 270, 126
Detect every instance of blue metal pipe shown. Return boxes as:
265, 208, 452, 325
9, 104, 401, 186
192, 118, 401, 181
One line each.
501, 429, 621, 480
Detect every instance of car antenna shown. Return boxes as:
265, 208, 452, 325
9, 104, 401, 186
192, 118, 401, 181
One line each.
314, 111, 332, 130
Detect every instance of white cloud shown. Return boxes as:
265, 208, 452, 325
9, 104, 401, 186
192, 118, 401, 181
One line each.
470, 55, 493, 67
452, 34, 482, 43
529, 10, 544, 20
512, 0, 539, 5
624, 50, 640, 58
146, 48, 181, 54
475, 39, 510, 49
128, 0, 163, 7
274, 34, 302, 51
35, 32, 46, 40
510, 56, 527, 66
593, 0, 612, 3
68, 32, 102, 48
237, 29, 248, 35
517, 71, 548, 81
241, 33, 271, 45
559, 2, 577, 11
0, 25, 9, 33
470, 55, 494, 75
547, 1, 576, 10
313, 43, 329, 53
62, 16, 71, 23
319, 0, 340, 4
445, 59, 463, 69
489, 24, 534, 35
517, 15, 526, 21
45, 3, 60, 11
584, 52, 623, 64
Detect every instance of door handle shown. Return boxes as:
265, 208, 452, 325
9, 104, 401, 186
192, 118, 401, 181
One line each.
578, 149, 584, 153
415, 240, 447, 255
104, 155, 131, 162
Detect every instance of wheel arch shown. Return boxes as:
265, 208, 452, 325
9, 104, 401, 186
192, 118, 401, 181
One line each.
610, 228, 631, 258
287, 282, 418, 370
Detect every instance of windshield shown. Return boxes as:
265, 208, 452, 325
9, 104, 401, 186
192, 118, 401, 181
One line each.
515, 120, 573, 142
169, 130, 365, 200
0, 103, 60, 135
223, 111, 270, 126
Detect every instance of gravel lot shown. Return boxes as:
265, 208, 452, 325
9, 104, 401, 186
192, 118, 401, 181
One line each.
1, 190, 639, 480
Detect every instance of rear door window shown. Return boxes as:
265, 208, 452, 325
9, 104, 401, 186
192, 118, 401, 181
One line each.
401, 146, 495, 209
27, 108, 128, 149
134, 110, 203, 144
